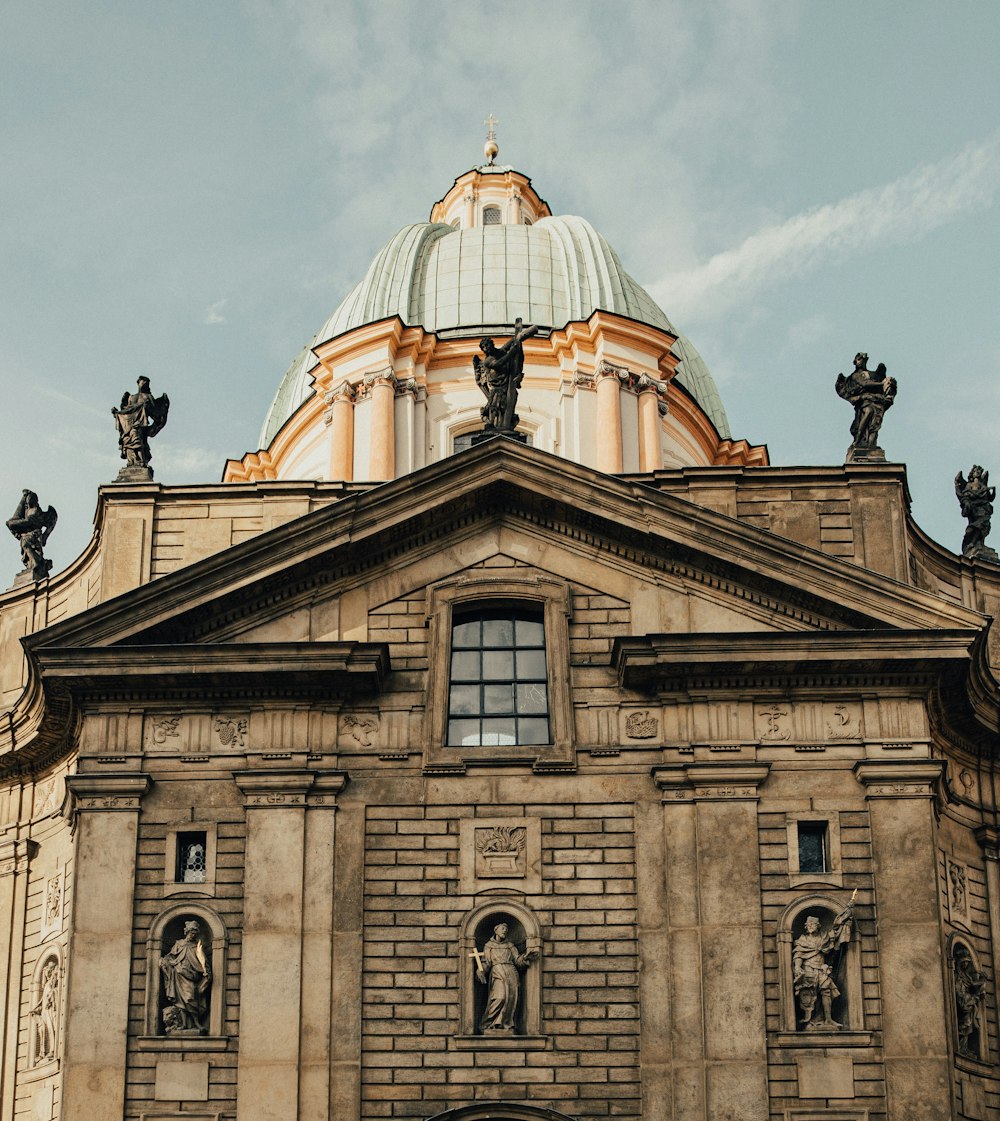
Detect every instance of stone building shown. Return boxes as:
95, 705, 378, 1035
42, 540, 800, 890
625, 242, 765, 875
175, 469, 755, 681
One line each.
1, 153, 999, 1121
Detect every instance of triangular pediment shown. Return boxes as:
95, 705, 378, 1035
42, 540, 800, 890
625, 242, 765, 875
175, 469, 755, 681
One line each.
27, 440, 985, 656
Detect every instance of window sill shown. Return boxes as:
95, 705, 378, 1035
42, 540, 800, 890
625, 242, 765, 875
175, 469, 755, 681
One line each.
771, 1030, 873, 1049
135, 1035, 231, 1052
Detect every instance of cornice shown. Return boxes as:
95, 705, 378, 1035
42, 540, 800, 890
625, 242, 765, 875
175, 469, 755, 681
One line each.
853, 758, 944, 798
65, 772, 151, 812
0, 837, 39, 877
652, 761, 770, 802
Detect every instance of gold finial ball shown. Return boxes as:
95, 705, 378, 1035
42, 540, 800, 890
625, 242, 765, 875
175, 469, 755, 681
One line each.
484, 138, 499, 164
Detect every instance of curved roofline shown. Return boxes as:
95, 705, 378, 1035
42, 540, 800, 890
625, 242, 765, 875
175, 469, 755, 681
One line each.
430, 165, 552, 220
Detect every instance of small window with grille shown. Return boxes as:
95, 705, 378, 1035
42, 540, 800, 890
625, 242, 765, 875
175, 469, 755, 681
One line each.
447, 608, 549, 746
176, 832, 208, 883
797, 821, 828, 874
482, 205, 502, 225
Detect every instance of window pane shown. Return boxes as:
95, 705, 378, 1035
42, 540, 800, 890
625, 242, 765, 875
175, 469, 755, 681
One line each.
797, 822, 828, 874
483, 651, 514, 680
448, 719, 481, 746
176, 831, 207, 884
481, 718, 516, 745
515, 618, 544, 646
449, 685, 480, 716
482, 618, 514, 647
516, 649, 546, 680
452, 619, 480, 648
451, 651, 480, 680
517, 718, 549, 744
516, 683, 548, 714
483, 684, 514, 714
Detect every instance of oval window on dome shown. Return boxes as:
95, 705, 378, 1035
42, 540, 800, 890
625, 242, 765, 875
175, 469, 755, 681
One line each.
482, 205, 502, 226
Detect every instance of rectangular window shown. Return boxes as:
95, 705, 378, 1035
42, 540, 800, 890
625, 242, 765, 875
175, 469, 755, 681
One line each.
175, 831, 208, 884
447, 608, 549, 746
797, 821, 828, 874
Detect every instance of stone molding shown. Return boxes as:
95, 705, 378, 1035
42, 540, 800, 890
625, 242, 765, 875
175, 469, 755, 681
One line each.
852, 759, 943, 798
0, 836, 39, 877
652, 761, 770, 802
65, 773, 151, 814
975, 825, 1000, 862
233, 769, 347, 809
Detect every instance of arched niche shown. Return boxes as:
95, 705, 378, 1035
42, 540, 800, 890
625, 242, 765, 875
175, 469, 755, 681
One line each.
144, 902, 228, 1038
777, 894, 862, 1033
426, 1105, 578, 1121
458, 899, 542, 1039
948, 932, 989, 1063
28, 945, 62, 1072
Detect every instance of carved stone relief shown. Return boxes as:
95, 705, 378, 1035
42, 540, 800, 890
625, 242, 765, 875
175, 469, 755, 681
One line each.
29, 951, 61, 1067
825, 702, 862, 740
952, 940, 987, 1060
948, 859, 972, 929
152, 716, 181, 746
214, 717, 247, 748
40, 867, 63, 942
342, 713, 379, 748
624, 710, 658, 740
159, 918, 212, 1035
475, 825, 525, 878
460, 817, 541, 894
756, 703, 791, 742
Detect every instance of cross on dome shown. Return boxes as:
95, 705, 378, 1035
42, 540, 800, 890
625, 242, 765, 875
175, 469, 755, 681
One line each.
483, 113, 499, 165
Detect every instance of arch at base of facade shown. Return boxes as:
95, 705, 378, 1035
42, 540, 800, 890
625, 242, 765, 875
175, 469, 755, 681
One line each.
425, 1104, 578, 1121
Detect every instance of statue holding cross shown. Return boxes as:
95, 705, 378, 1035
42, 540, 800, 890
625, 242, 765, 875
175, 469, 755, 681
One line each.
471, 922, 537, 1034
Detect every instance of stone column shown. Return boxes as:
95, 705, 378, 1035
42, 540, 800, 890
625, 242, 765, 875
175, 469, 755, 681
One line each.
854, 760, 951, 1117
0, 836, 38, 1119
637, 376, 665, 472
326, 382, 355, 482
654, 763, 771, 1121
367, 370, 396, 481
61, 773, 150, 1121
234, 770, 314, 1121
975, 825, 1000, 1021
595, 362, 624, 474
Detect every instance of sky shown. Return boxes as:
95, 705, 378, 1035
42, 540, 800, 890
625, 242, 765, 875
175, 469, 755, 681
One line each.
1, 1, 998, 575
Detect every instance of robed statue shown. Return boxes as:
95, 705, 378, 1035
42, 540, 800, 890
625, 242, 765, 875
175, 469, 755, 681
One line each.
474, 922, 537, 1034
112, 376, 169, 477
955, 465, 997, 560
473, 318, 539, 434
835, 352, 896, 461
6, 490, 57, 583
159, 919, 211, 1033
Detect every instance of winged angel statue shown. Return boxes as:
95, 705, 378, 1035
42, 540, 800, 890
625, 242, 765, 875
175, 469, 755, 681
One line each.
112, 376, 170, 470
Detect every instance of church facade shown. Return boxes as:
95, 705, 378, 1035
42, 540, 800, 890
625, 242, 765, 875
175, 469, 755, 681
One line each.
1, 157, 999, 1121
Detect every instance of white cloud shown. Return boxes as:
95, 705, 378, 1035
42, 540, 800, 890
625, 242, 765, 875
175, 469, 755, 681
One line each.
203, 298, 228, 325
649, 135, 1000, 323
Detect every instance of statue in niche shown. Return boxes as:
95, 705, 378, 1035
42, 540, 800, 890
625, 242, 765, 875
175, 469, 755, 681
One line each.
792, 896, 855, 1030
835, 352, 896, 461
112, 376, 169, 478
30, 959, 59, 1064
955, 466, 996, 560
473, 317, 539, 434
954, 943, 987, 1058
472, 921, 537, 1034
159, 919, 211, 1033
6, 490, 57, 583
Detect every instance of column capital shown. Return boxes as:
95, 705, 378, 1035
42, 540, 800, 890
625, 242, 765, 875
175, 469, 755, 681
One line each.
975, 825, 1000, 861
362, 366, 397, 392
65, 773, 151, 813
596, 360, 636, 387
653, 761, 770, 803
325, 380, 356, 405
853, 759, 943, 798
234, 769, 316, 809
0, 836, 39, 877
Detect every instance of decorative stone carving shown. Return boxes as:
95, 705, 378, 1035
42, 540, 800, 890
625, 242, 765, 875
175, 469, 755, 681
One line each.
152, 716, 181, 745
472, 317, 539, 434
342, 713, 378, 747
475, 825, 525, 876
6, 489, 57, 584
953, 941, 987, 1060
792, 895, 856, 1030
472, 921, 538, 1034
948, 859, 970, 926
757, 703, 791, 741
29, 953, 60, 1066
825, 702, 861, 740
159, 919, 212, 1034
625, 710, 658, 739
835, 351, 897, 462
955, 465, 997, 561
112, 376, 169, 481
40, 869, 63, 941
214, 716, 247, 747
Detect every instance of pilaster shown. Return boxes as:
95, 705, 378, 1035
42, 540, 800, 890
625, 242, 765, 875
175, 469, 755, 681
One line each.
854, 759, 952, 1118
61, 773, 150, 1121
367, 368, 396, 480
595, 362, 625, 474
0, 835, 38, 1121
325, 381, 355, 482
637, 374, 667, 472
653, 762, 771, 1120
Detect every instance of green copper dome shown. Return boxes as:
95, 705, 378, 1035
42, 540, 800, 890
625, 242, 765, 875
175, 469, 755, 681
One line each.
260, 214, 730, 447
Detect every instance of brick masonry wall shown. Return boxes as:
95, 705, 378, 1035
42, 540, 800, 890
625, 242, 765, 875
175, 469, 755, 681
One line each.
759, 807, 887, 1121
362, 801, 640, 1119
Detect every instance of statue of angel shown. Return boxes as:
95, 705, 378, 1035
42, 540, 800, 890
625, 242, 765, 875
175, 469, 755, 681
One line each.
955, 465, 996, 559
6, 490, 57, 582
112, 376, 170, 471
835, 352, 897, 459
473, 318, 539, 433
